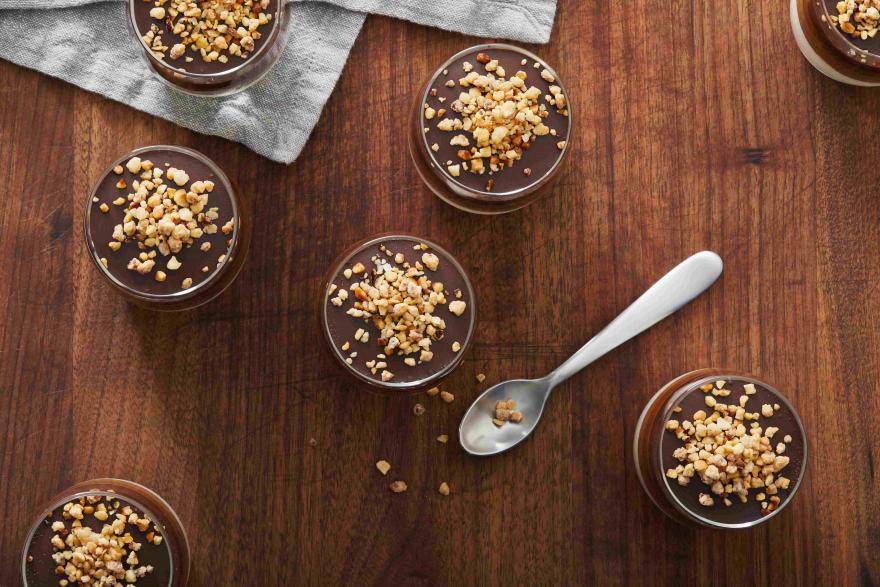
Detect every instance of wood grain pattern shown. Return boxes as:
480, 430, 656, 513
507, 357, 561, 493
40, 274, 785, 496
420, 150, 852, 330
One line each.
2, 1, 879, 584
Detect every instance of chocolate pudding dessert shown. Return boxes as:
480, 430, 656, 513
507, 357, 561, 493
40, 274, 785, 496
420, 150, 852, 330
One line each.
634, 370, 807, 529
85, 145, 249, 311
791, 0, 880, 85
129, 0, 290, 95
21, 479, 189, 586
322, 235, 476, 392
409, 44, 572, 214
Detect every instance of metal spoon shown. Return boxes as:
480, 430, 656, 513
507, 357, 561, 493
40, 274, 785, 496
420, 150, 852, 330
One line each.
458, 251, 723, 457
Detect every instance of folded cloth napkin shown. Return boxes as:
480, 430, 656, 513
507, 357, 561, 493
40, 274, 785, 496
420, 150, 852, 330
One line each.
0, 0, 557, 163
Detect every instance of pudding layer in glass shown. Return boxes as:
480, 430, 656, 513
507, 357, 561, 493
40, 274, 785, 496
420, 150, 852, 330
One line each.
322, 235, 475, 392
409, 44, 572, 214
85, 145, 249, 311
634, 369, 807, 529
129, 0, 290, 95
21, 479, 190, 586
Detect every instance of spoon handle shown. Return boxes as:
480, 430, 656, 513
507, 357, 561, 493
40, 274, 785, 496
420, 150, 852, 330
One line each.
547, 251, 723, 388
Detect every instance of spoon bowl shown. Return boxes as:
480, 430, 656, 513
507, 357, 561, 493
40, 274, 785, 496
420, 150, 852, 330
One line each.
459, 251, 723, 457
459, 378, 551, 456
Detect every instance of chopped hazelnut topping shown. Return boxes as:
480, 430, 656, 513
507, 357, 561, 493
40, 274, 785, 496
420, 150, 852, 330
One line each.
376, 460, 391, 475
438, 482, 451, 496
830, 0, 880, 39
328, 242, 467, 382
440, 391, 454, 403
142, 0, 274, 65
389, 480, 408, 493
664, 382, 796, 514
102, 156, 231, 289
426, 52, 568, 179
39, 495, 159, 585
491, 398, 523, 427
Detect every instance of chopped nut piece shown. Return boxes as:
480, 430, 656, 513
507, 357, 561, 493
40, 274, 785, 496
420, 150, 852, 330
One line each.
440, 391, 454, 403
413, 403, 426, 416
376, 460, 391, 475
436, 434, 449, 443
389, 480, 408, 493
438, 482, 450, 496
421, 252, 440, 271
125, 157, 142, 174
427, 386, 440, 397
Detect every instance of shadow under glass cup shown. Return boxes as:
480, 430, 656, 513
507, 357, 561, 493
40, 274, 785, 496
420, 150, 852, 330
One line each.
408, 43, 573, 214
128, 0, 292, 96
321, 234, 476, 394
21, 478, 190, 586
84, 145, 250, 311
633, 369, 808, 530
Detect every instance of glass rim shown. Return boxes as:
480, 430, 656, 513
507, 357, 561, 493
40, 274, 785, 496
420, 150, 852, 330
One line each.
20, 480, 182, 587
127, 0, 288, 80
83, 144, 242, 304
649, 371, 809, 530
417, 42, 574, 201
321, 233, 477, 392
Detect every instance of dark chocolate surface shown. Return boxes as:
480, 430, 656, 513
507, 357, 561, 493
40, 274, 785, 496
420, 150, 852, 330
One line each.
659, 376, 805, 526
87, 148, 235, 297
24, 494, 173, 587
324, 237, 473, 386
132, 0, 278, 75
420, 46, 570, 195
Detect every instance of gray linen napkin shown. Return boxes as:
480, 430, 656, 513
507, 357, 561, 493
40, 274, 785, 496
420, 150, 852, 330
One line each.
0, 0, 557, 163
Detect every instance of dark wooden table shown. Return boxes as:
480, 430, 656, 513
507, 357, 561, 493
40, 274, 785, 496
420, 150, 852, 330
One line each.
2, 1, 879, 584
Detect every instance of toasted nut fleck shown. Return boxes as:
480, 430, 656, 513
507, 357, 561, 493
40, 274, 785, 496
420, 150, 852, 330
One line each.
376, 460, 391, 475
389, 480, 408, 493
438, 482, 450, 496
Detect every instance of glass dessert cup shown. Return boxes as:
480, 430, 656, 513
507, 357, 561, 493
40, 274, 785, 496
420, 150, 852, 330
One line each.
321, 234, 476, 394
409, 43, 573, 215
21, 478, 190, 586
84, 145, 251, 312
128, 0, 291, 97
791, 0, 880, 85
634, 369, 808, 530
